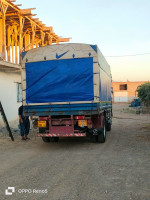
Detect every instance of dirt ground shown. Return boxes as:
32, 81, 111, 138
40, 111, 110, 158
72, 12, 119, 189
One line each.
0, 104, 150, 200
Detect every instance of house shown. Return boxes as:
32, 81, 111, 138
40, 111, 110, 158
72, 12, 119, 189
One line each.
112, 81, 149, 103
0, 61, 21, 127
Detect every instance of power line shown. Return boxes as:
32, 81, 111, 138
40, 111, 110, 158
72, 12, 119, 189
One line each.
105, 52, 150, 57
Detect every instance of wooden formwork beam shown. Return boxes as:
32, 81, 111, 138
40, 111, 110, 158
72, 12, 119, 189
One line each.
31, 22, 36, 49
47, 33, 53, 45
2, 14, 6, 59
20, 8, 36, 15
58, 38, 71, 42
0, 17, 3, 56
19, 15, 24, 54
14, 25, 18, 63
7, 25, 11, 61
24, 33, 31, 51
11, 31, 14, 63
40, 30, 45, 46
0, 0, 8, 59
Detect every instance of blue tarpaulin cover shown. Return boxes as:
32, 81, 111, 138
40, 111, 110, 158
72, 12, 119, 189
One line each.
26, 57, 94, 103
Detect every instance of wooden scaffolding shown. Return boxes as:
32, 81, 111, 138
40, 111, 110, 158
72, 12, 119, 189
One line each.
0, 0, 70, 64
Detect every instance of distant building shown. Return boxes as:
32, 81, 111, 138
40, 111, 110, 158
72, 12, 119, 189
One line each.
112, 81, 149, 103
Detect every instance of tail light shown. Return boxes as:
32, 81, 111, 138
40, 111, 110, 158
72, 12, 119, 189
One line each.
40, 117, 47, 120
74, 116, 85, 120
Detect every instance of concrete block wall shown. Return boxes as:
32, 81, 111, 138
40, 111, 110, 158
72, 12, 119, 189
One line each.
112, 81, 149, 103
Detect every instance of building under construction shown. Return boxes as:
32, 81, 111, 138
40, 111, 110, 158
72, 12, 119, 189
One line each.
0, 0, 70, 64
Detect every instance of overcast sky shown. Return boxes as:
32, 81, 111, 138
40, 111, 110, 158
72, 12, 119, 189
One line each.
20, 0, 150, 81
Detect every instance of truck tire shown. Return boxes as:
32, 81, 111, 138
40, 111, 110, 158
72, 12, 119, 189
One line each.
97, 119, 106, 143
50, 137, 59, 142
106, 122, 111, 131
90, 135, 97, 143
42, 137, 50, 143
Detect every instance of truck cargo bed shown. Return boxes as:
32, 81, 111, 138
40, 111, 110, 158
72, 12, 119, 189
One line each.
24, 103, 112, 116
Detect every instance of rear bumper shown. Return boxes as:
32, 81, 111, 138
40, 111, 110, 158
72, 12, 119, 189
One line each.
38, 133, 86, 137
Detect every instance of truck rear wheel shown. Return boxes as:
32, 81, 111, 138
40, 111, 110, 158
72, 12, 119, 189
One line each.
97, 119, 106, 143
90, 134, 97, 143
106, 122, 111, 131
50, 137, 59, 142
42, 137, 50, 143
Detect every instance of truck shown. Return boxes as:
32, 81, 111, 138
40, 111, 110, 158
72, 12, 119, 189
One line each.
21, 43, 112, 143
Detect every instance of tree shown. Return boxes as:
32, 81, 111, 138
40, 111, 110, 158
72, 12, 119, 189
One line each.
137, 83, 150, 106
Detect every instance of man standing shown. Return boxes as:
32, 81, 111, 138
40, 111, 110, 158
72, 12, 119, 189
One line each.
18, 105, 30, 140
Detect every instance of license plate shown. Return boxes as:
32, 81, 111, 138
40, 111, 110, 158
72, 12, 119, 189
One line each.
78, 120, 87, 127
38, 121, 46, 128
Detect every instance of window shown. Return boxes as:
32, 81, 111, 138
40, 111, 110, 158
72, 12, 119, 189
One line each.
17, 83, 22, 102
120, 84, 127, 90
